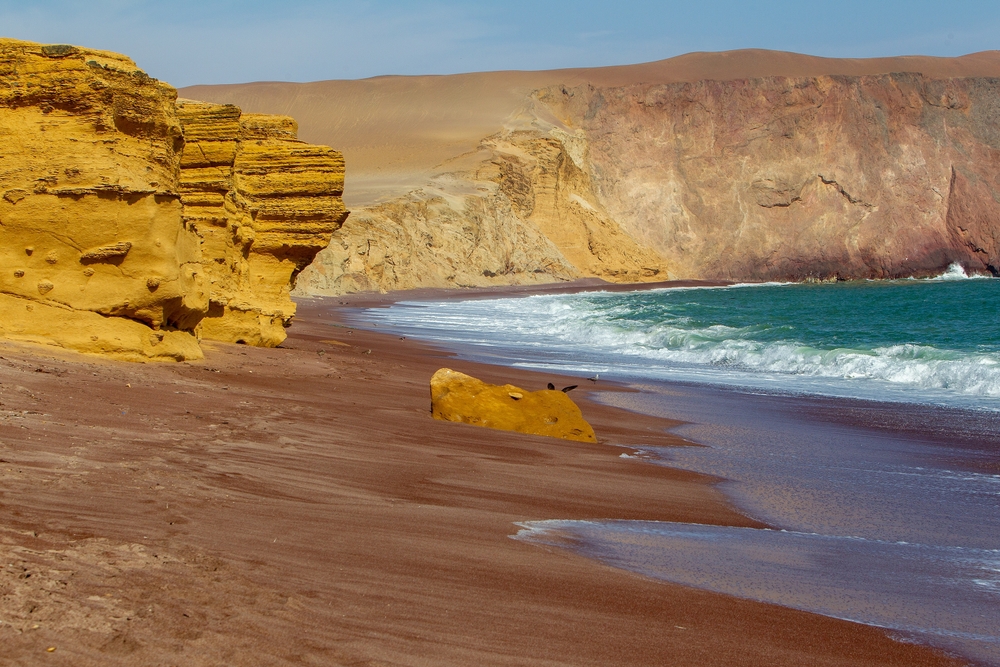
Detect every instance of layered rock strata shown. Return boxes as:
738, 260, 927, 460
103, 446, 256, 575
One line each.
430, 368, 596, 443
176, 102, 347, 345
0, 39, 346, 359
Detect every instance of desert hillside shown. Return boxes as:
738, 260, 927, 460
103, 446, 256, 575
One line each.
182, 49, 1000, 291
182, 49, 1000, 204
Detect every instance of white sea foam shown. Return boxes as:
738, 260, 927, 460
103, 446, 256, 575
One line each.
929, 262, 994, 281
479, 296, 1000, 400
360, 283, 1000, 408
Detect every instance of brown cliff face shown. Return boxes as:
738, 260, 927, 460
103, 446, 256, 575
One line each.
0, 39, 346, 359
300, 72, 1000, 291
187, 50, 1000, 292
548, 74, 1000, 280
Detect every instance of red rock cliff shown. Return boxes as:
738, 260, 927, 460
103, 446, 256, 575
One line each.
547, 73, 1000, 280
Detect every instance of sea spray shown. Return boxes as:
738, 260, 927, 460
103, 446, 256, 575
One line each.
928, 262, 994, 281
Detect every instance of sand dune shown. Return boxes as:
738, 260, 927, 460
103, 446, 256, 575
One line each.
181, 49, 1000, 206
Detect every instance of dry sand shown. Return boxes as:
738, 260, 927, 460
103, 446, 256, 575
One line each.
0, 288, 967, 665
180, 48, 1000, 206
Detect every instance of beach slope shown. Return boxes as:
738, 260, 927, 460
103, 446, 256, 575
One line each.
0, 293, 965, 666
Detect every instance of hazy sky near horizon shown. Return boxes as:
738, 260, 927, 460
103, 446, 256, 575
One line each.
1, 0, 998, 87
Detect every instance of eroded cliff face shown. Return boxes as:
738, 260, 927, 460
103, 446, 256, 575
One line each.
0, 39, 346, 359
295, 71, 1000, 295
219, 59, 998, 294
540, 74, 1000, 280
295, 126, 667, 295
177, 102, 347, 345
0, 40, 205, 360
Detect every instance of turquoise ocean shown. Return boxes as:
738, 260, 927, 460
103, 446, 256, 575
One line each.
359, 264, 1000, 411
348, 264, 1000, 665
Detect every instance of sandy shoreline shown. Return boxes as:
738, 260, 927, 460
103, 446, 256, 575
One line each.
304, 277, 734, 308
0, 285, 967, 665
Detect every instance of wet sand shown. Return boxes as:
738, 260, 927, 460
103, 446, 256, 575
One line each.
0, 288, 968, 665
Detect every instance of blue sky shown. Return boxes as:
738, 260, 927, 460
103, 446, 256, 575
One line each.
1, 1, 998, 87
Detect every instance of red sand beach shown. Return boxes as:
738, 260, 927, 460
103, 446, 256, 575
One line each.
0, 287, 967, 666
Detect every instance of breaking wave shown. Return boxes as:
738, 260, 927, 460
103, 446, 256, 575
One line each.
927, 262, 994, 281
358, 278, 1000, 409
544, 312, 998, 397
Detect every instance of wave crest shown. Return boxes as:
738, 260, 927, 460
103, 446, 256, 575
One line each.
368, 281, 1000, 407
540, 314, 1000, 398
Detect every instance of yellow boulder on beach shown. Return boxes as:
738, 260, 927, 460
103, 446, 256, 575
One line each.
430, 368, 596, 442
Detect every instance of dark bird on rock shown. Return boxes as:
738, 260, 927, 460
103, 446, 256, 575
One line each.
547, 382, 556, 390
561, 385, 578, 393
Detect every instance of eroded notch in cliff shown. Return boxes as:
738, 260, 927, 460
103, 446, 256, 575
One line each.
945, 166, 1000, 276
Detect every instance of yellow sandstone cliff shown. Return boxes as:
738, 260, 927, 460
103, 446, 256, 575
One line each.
176, 102, 347, 345
0, 39, 347, 359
